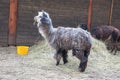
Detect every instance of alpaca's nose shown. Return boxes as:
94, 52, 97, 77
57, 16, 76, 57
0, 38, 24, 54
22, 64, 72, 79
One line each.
34, 16, 36, 21
33, 21, 36, 26
33, 17, 36, 25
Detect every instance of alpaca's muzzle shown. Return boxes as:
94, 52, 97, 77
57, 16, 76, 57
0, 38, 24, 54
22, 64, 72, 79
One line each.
33, 16, 37, 26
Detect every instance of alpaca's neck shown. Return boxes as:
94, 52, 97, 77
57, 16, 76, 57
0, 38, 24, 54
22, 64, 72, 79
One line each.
39, 24, 54, 41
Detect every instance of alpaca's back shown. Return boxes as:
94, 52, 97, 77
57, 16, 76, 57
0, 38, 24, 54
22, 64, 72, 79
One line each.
91, 25, 120, 41
50, 27, 92, 50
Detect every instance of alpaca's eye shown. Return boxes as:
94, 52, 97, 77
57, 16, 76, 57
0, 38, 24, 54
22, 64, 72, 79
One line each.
39, 16, 42, 18
44, 15, 47, 17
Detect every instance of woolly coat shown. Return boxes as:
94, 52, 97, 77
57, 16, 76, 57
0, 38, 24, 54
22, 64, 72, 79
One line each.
40, 25, 92, 51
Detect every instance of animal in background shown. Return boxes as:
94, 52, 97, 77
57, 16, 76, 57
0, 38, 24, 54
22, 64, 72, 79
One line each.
79, 23, 120, 54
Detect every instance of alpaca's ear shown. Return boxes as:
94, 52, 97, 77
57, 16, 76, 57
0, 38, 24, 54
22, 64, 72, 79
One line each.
42, 10, 44, 12
43, 12, 47, 17
42, 10, 46, 16
38, 11, 41, 15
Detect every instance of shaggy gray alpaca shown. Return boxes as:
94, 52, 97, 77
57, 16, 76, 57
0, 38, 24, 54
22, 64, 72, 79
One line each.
34, 11, 92, 72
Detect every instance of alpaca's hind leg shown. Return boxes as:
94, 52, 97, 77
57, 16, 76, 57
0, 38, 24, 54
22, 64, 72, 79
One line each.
75, 49, 90, 72
79, 50, 90, 72
110, 46, 115, 53
113, 46, 117, 55
62, 50, 68, 64
110, 45, 117, 55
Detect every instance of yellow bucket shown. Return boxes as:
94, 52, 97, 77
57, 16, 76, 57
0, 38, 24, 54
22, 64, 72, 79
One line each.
17, 46, 29, 55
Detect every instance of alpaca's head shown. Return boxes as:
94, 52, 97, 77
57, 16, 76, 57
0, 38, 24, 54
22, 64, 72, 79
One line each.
80, 23, 88, 30
34, 10, 52, 28
34, 11, 53, 39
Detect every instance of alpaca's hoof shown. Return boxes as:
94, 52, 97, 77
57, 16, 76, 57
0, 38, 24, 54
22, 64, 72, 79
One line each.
64, 60, 68, 64
56, 62, 59, 66
113, 53, 116, 55
79, 68, 85, 72
72, 54, 76, 56
113, 52, 117, 55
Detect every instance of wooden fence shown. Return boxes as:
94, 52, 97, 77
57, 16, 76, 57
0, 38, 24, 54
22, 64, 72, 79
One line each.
0, 0, 120, 46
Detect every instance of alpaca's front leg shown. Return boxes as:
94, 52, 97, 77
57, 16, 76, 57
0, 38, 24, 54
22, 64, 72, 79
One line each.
62, 50, 68, 64
53, 49, 62, 65
72, 49, 76, 56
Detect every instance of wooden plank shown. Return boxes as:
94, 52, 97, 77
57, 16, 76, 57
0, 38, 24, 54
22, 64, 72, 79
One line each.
87, 0, 93, 30
8, 0, 18, 46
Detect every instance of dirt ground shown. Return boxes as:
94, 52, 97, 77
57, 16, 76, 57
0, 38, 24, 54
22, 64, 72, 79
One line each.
0, 38, 120, 80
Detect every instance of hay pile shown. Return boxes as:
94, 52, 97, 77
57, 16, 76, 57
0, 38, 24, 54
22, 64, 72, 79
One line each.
28, 37, 120, 79
0, 37, 120, 80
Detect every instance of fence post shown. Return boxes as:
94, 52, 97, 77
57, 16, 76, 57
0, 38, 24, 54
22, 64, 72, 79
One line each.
108, 0, 114, 25
87, 0, 93, 30
8, 0, 18, 46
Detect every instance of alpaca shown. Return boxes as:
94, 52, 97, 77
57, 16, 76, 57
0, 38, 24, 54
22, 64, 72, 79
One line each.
34, 11, 92, 72
79, 24, 119, 41
79, 24, 120, 54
